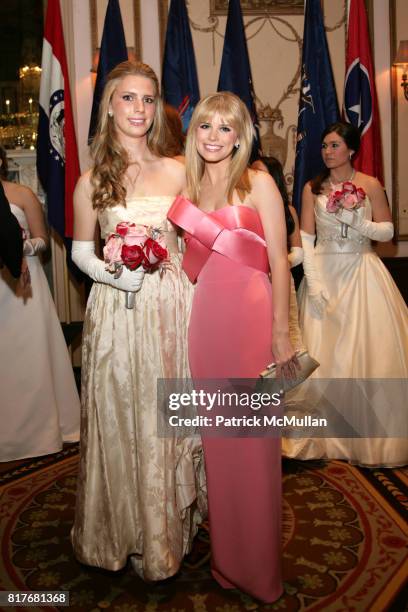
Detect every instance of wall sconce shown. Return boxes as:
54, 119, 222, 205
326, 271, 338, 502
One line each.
394, 40, 408, 101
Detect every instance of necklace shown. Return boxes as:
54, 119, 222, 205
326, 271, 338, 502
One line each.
329, 169, 355, 189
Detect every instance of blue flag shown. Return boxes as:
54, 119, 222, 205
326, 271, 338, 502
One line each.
88, 0, 128, 142
292, 0, 339, 212
217, 0, 260, 152
162, 0, 200, 131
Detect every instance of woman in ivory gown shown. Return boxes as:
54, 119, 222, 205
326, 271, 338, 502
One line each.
168, 93, 298, 603
0, 148, 80, 461
284, 121, 408, 466
71, 61, 205, 580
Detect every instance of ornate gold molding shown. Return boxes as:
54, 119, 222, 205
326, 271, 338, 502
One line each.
324, 0, 347, 33
158, 0, 169, 61
390, 0, 405, 240
90, 0, 97, 65
133, 1, 142, 60
210, 0, 304, 16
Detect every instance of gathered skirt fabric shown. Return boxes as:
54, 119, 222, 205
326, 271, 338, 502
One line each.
0, 204, 80, 462
283, 249, 408, 467
71, 253, 206, 580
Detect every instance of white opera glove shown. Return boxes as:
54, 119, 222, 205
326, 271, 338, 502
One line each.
288, 246, 303, 269
335, 209, 394, 242
71, 240, 144, 292
23, 237, 47, 256
301, 230, 329, 318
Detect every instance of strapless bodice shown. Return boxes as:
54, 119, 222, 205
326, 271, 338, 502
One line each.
315, 194, 373, 254
98, 196, 177, 239
98, 196, 179, 252
167, 196, 269, 282
207, 204, 265, 238
9, 203, 30, 237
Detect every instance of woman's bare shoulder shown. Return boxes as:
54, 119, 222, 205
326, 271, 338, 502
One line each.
355, 171, 381, 191
248, 167, 275, 192
2, 181, 38, 207
75, 169, 94, 197
160, 155, 186, 174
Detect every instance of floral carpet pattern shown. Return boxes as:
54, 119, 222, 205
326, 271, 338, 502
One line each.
0, 449, 407, 611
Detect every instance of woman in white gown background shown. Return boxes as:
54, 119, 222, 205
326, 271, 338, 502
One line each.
283, 122, 408, 467
0, 147, 80, 462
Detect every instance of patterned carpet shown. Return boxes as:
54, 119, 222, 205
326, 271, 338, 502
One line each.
0, 446, 407, 611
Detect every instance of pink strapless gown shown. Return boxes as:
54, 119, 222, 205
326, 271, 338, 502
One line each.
168, 197, 283, 603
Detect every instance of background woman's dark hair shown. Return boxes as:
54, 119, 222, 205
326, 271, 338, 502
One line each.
311, 121, 361, 195
0, 145, 9, 179
257, 156, 295, 237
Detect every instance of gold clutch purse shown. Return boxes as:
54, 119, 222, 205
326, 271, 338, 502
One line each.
259, 350, 320, 393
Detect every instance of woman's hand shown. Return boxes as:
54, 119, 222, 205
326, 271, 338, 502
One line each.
271, 331, 299, 379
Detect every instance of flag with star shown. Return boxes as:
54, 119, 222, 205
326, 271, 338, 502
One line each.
37, 0, 80, 239
344, 0, 383, 183
292, 0, 339, 213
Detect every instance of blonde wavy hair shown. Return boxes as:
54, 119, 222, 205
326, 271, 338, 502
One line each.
90, 60, 167, 210
185, 92, 255, 204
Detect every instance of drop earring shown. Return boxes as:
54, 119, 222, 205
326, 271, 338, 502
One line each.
108, 110, 113, 118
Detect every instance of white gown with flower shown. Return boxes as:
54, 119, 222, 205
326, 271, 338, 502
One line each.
0, 204, 80, 462
282, 194, 408, 467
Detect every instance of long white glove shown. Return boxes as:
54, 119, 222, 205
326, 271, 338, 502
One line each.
72, 240, 144, 291
335, 209, 394, 242
23, 237, 47, 256
288, 246, 303, 269
301, 230, 328, 318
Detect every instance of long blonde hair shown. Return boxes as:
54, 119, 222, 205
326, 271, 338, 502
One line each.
185, 92, 254, 204
90, 60, 167, 210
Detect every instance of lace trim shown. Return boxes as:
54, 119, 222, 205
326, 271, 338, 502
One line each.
317, 231, 369, 246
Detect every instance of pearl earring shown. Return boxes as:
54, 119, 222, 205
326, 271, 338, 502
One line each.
235, 142, 240, 149
108, 110, 113, 118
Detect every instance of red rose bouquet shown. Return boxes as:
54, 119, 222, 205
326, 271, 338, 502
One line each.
326, 181, 366, 238
103, 222, 169, 308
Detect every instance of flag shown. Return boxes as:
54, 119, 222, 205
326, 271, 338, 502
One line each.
344, 0, 383, 183
88, 0, 128, 141
37, 0, 80, 240
292, 0, 340, 213
217, 0, 260, 152
162, 0, 200, 131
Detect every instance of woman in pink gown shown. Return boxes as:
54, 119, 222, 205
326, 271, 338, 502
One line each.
168, 93, 297, 603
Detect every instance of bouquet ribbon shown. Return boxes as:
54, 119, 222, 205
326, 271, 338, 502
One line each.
168, 196, 270, 283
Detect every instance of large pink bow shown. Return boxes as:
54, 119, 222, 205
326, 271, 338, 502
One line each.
167, 196, 269, 283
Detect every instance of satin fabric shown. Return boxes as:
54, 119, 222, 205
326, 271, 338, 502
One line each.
289, 275, 304, 351
170, 198, 283, 603
168, 195, 270, 282
282, 195, 408, 466
0, 204, 80, 461
71, 197, 206, 580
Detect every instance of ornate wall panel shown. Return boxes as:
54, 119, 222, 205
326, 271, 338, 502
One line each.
391, 0, 408, 240
179, 0, 346, 195
90, 0, 141, 66
210, 0, 304, 15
